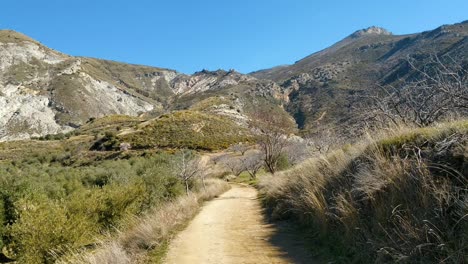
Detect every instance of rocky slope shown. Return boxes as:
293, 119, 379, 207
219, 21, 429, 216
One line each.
0, 30, 173, 140
251, 21, 468, 134
0, 30, 285, 141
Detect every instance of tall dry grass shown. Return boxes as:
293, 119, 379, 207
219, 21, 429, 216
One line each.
260, 121, 468, 263
58, 179, 230, 264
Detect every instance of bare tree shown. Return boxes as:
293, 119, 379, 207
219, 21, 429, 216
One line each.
240, 151, 264, 179
250, 109, 297, 174
218, 154, 245, 176
284, 139, 312, 165
304, 128, 341, 155
228, 143, 250, 155
174, 150, 202, 195
368, 55, 467, 127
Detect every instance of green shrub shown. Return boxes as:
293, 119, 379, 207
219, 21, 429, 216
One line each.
91, 131, 120, 151
276, 153, 290, 171
0, 199, 4, 249
10, 197, 96, 263
67, 183, 145, 229
0, 152, 187, 263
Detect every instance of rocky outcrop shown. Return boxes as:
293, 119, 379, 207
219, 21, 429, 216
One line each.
0, 31, 286, 141
3, 21, 466, 141
350, 26, 392, 38
170, 70, 257, 95
0, 32, 158, 141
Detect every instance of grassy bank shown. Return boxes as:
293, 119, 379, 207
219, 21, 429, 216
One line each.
259, 121, 468, 263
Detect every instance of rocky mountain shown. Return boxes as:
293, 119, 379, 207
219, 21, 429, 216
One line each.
1, 21, 467, 141
251, 21, 468, 134
0, 30, 286, 141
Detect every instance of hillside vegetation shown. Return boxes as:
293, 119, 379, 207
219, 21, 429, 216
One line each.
0, 152, 181, 262
1, 21, 467, 264
121, 110, 253, 151
0, 142, 231, 263
260, 121, 468, 263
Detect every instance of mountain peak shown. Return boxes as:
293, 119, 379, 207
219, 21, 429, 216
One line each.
350, 26, 392, 38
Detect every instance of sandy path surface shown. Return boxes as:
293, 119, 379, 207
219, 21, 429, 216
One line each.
164, 185, 314, 264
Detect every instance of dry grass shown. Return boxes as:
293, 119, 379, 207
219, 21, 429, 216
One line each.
58, 179, 230, 264
260, 120, 468, 263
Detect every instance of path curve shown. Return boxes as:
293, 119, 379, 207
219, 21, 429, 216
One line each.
164, 185, 314, 264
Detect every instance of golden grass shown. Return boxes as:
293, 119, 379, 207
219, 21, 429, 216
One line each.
259, 120, 468, 263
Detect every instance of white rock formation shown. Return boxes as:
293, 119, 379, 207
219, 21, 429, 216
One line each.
0, 36, 155, 141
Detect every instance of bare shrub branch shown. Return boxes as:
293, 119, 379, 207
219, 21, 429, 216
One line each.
367, 55, 467, 127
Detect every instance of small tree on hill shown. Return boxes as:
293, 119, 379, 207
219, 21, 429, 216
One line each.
229, 143, 250, 155
240, 151, 264, 179
250, 109, 297, 174
174, 150, 202, 195
219, 154, 245, 177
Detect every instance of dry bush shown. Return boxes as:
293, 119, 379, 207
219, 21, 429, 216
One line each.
283, 139, 313, 165
173, 150, 203, 194
250, 108, 298, 174
260, 121, 468, 263
57, 242, 131, 264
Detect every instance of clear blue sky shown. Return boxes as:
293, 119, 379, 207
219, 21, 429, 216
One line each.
2, 0, 467, 74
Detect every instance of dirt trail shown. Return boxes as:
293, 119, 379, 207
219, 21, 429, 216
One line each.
164, 185, 314, 264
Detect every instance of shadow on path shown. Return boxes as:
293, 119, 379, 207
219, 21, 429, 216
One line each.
259, 202, 319, 264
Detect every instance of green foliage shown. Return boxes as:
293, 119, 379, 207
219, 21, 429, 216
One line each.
275, 153, 290, 171
0, 199, 4, 249
0, 152, 185, 263
378, 120, 468, 153
122, 110, 252, 150
91, 131, 120, 151
9, 197, 95, 264
79, 115, 143, 135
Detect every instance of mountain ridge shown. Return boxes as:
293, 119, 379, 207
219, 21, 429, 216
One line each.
0, 29, 288, 141
250, 20, 467, 133
1, 20, 467, 141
